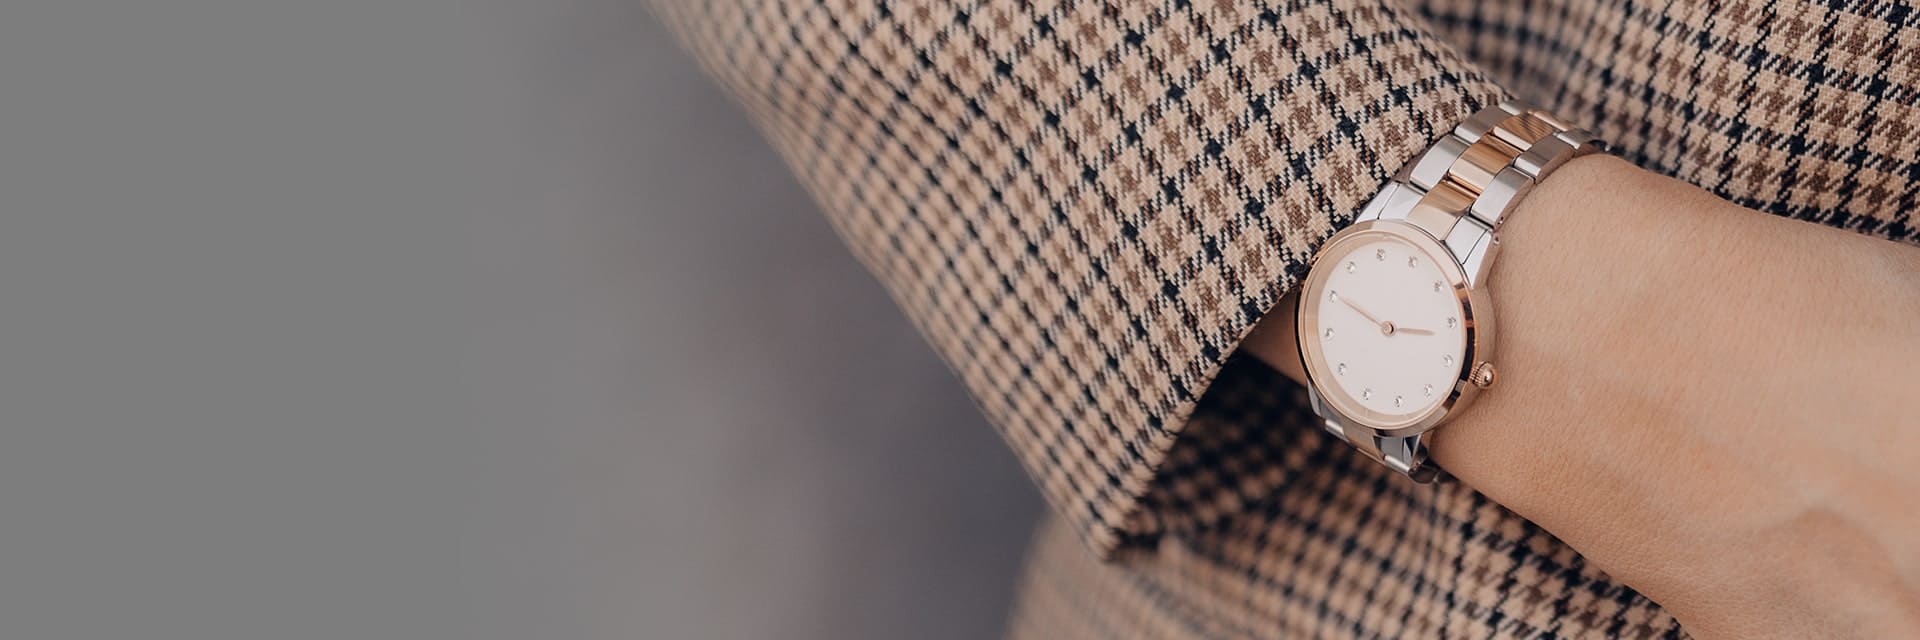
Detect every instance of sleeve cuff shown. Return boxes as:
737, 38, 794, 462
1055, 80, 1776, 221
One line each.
655, 0, 1508, 556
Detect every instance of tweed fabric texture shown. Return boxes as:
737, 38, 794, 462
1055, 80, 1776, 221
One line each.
652, 0, 1918, 636
1419, 0, 1919, 237
651, 0, 1509, 555
1007, 360, 1687, 638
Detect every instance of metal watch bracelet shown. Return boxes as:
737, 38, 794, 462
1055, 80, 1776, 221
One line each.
1314, 101, 1605, 481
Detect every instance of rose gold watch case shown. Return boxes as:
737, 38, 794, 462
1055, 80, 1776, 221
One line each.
1294, 219, 1495, 439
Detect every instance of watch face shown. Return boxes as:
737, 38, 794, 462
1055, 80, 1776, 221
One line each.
1297, 222, 1476, 430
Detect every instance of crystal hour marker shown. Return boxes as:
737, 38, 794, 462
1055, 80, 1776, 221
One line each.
1423, 384, 1434, 397
1345, 261, 1355, 274
1446, 316, 1457, 328
1407, 256, 1419, 268
1375, 248, 1386, 261
1394, 395, 1403, 407
1443, 354, 1454, 368
1337, 363, 1347, 375
1324, 328, 1335, 339
1362, 388, 1373, 400
1433, 281, 1443, 293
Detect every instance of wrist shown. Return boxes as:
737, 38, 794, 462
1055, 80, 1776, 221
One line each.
1429, 155, 1920, 636
1238, 141, 1920, 638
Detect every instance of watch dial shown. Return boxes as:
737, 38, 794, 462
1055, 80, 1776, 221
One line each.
1302, 233, 1469, 422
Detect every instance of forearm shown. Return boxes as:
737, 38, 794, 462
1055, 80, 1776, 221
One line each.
1437, 154, 1920, 637
1243, 155, 1920, 637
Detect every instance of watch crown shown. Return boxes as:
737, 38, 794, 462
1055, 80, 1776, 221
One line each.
1470, 362, 1497, 388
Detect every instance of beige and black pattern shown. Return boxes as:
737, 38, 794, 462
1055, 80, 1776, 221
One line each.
653, 0, 1508, 555
1011, 359, 1687, 638
1421, 0, 1919, 236
651, 0, 1918, 636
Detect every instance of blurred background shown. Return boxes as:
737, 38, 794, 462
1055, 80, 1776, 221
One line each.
0, 2, 1044, 639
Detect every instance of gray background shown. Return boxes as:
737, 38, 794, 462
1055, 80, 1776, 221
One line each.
0, 2, 1044, 639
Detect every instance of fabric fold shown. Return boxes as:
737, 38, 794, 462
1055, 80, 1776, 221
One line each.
652, 0, 1506, 556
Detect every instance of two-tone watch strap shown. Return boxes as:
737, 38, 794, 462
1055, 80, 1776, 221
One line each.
1332, 101, 1603, 482
1356, 102, 1605, 285
1308, 385, 1442, 483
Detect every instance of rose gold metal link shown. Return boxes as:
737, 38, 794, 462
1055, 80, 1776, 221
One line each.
1488, 114, 1559, 150
1405, 103, 1593, 239
1530, 109, 1577, 131
1447, 136, 1522, 192
1403, 178, 1474, 240
1316, 101, 1602, 483
1453, 102, 1521, 143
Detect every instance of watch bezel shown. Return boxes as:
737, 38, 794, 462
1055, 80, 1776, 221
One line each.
1294, 219, 1493, 439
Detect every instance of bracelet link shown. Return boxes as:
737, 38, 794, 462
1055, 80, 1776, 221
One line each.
1382, 101, 1599, 273
1342, 101, 1603, 481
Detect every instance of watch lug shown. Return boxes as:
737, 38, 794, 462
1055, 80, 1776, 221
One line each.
1461, 232, 1498, 288
1353, 182, 1418, 223
1353, 187, 1387, 222
1303, 100, 1591, 486
1378, 433, 1440, 483
1305, 383, 1328, 417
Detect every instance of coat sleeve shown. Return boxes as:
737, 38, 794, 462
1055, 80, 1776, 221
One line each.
651, 0, 1507, 556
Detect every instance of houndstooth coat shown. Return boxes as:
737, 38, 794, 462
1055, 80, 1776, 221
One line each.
651, 0, 1920, 636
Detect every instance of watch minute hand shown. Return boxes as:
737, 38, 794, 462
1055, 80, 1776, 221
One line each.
1337, 296, 1384, 326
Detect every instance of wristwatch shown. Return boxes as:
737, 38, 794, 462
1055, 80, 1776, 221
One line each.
1294, 101, 1603, 482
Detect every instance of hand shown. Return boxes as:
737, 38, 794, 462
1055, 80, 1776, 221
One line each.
1339, 295, 1436, 336
1336, 294, 1384, 326
1242, 155, 1920, 638
1438, 157, 1920, 638
1344, 292, 1436, 334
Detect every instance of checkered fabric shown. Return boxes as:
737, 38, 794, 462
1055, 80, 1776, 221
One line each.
650, 0, 1918, 635
1008, 360, 1690, 638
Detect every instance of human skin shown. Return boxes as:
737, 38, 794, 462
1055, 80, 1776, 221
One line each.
1239, 155, 1920, 639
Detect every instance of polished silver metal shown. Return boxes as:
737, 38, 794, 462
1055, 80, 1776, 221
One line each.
1311, 386, 1440, 482
1452, 101, 1522, 144
1457, 224, 1497, 286
1303, 101, 1603, 482
1407, 136, 1470, 190
1468, 166, 1533, 228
